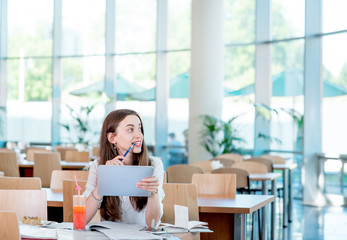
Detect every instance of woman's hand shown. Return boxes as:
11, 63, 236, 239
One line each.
136, 176, 159, 196
105, 156, 126, 166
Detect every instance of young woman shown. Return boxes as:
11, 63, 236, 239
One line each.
83, 109, 164, 228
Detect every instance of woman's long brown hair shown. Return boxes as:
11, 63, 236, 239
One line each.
98, 109, 151, 221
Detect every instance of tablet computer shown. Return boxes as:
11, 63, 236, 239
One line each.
97, 165, 154, 197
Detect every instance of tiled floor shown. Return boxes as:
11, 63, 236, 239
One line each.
244, 194, 347, 240
279, 198, 347, 240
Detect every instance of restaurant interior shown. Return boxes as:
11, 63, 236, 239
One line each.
0, 0, 347, 239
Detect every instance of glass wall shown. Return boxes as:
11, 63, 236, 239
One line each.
6, 0, 53, 144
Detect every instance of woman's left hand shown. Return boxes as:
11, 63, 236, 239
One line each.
136, 176, 159, 196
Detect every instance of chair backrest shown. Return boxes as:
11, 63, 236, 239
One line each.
211, 167, 249, 189
0, 189, 47, 220
211, 158, 236, 167
50, 170, 89, 192
0, 177, 42, 190
260, 154, 286, 164
33, 152, 62, 188
92, 146, 100, 157
213, 153, 244, 162
0, 152, 20, 177
166, 164, 203, 183
231, 161, 268, 174
245, 157, 273, 172
191, 173, 236, 196
190, 160, 213, 173
161, 183, 199, 224
55, 146, 77, 161
0, 211, 20, 240
26, 147, 50, 161
63, 179, 100, 223
65, 151, 90, 162
0, 148, 13, 152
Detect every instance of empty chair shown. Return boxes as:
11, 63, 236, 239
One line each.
231, 161, 268, 174
213, 153, 244, 162
65, 150, 90, 162
0, 152, 20, 177
190, 160, 213, 173
26, 147, 50, 161
192, 173, 236, 196
212, 167, 250, 193
245, 157, 273, 172
0, 148, 13, 152
0, 189, 47, 220
166, 164, 203, 183
55, 146, 77, 160
50, 170, 89, 192
34, 152, 62, 188
260, 154, 286, 164
0, 211, 20, 240
92, 146, 100, 157
0, 177, 41, 190
161, 183, 199, 224
63, 179, 100, 223
210, 158, 235, 168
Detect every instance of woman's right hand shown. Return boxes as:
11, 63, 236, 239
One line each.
105, 155, 126, 166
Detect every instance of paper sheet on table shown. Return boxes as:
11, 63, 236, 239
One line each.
20, 224, 57, 239
96, 228, 163, 239
174, 204, 189, 228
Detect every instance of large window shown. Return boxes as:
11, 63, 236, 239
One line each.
6, 0, 53, 144
322, 33, 347, 154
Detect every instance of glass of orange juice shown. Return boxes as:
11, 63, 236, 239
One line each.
73, 195, 86, 230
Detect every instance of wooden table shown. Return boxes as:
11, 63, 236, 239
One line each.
45, 189, 274, 240
273, 162, 297, 227
249, 172, 280, 240
198, 194, 274, 240
19, 159, 91, 177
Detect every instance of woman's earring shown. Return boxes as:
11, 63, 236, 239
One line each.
113, 143, 117, 151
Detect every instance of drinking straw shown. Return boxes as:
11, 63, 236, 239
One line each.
74, 175, 82, 205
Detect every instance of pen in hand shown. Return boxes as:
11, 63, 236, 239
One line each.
122, 143, 136, 160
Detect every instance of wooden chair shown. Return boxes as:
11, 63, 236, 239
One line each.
65, 150, 90, 162
50, 170, 89, 192
0, 211, 20, 240
260, 154, 286, 164
245, 157, 273, 172
55, 146, 77, 161
63, 179, 100, 223
231, 161, 268, 174
0, 148, 13, 152
33, 152, 62, 188
190, 160, 213, 173
0, 152, 20, 177
26, 147, 50, 161
191, 173, 236, 196
92, 146, 100, 157
212, 167, 250, 193
0, 189, 47, 220
210, 158, 235, 167
166, 164, 203, 183
161, 183, 199, 224
213, 153, 244, 162
0, 177, 42, 190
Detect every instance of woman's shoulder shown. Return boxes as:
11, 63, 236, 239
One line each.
149, 156, 163, 167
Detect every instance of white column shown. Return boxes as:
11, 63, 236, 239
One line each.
155, 0, 169, 163
254, 0, 272, 155
52, 0, 62, 145
105, 0, 116, 113
0, 0, 8, 141
303, 0, 324, 204
189, 0, 224, 163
